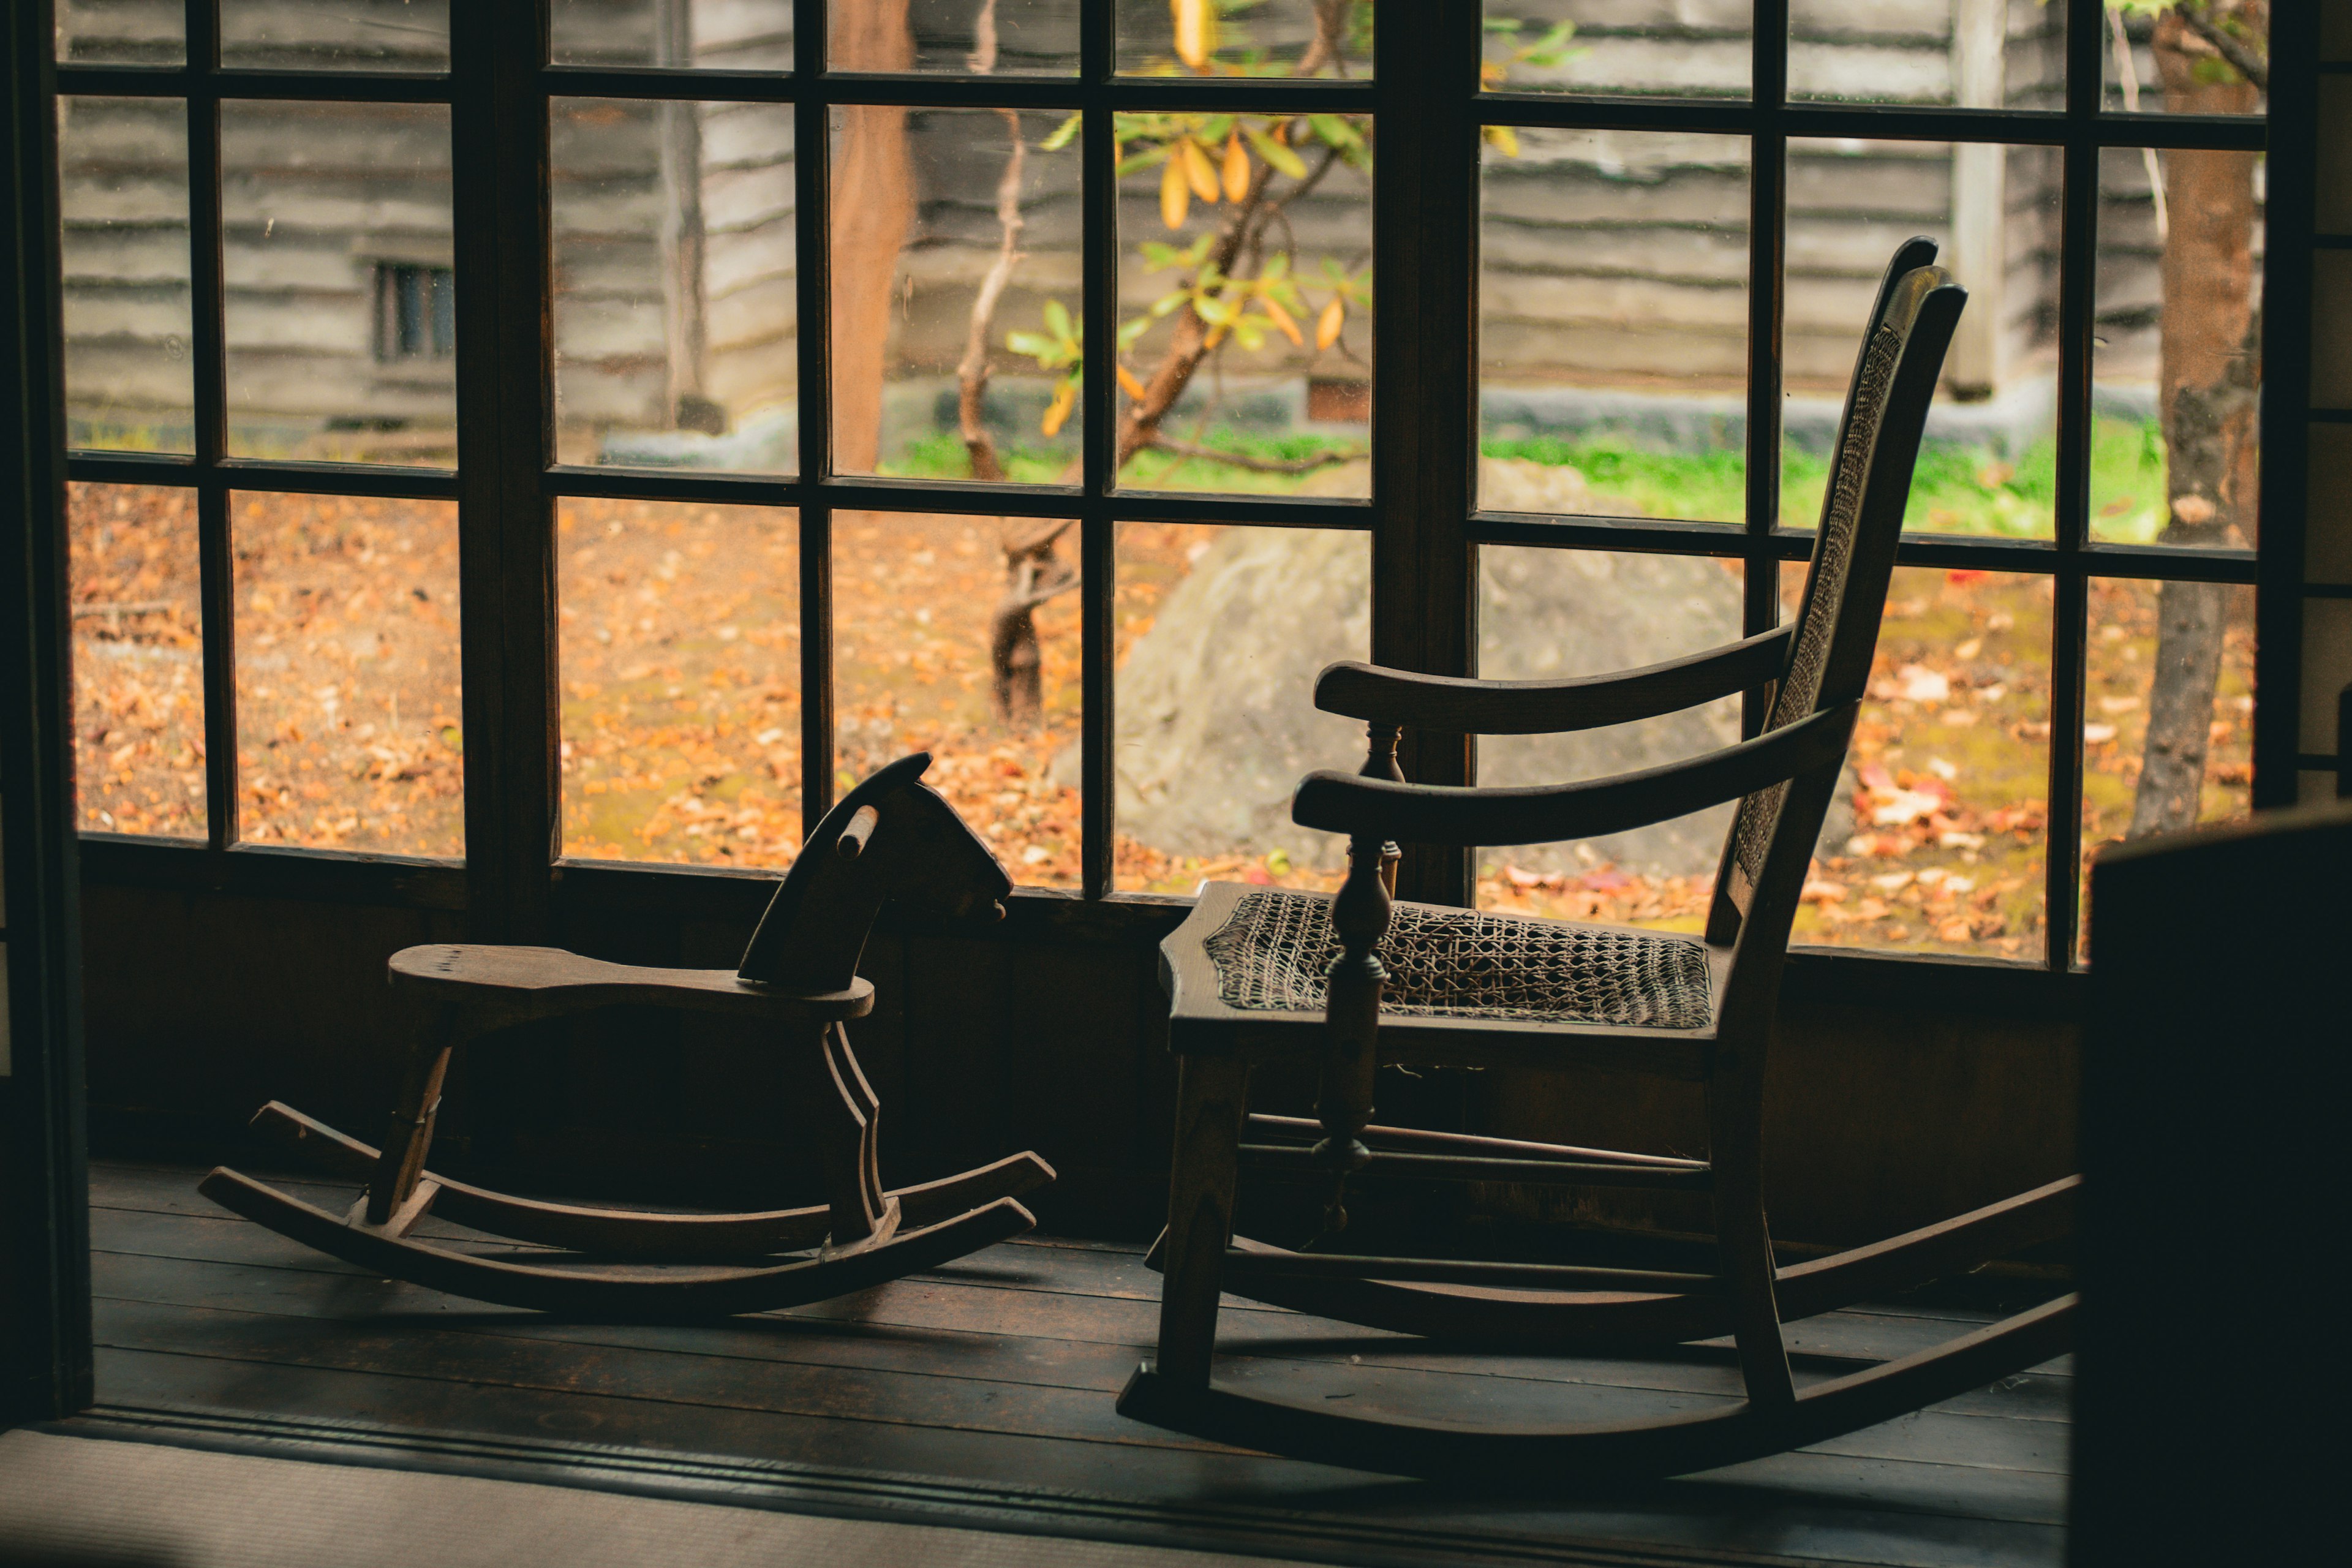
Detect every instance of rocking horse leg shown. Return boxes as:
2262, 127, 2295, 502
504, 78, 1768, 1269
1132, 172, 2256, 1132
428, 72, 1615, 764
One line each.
1709, 1071, 1795, 1408
364, 1003, 462, 1229
1153, 1054, 1251, 1388
802, 1022, 893, 1248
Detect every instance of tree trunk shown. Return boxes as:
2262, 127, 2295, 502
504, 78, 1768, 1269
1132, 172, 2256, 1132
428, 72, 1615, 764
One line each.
827, 0, 915, 473
2127, 3, 2263, 840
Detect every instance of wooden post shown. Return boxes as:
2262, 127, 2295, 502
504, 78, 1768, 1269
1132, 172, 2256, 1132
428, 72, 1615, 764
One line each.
1948, 0, 2008, 399
653, 0, 711, 431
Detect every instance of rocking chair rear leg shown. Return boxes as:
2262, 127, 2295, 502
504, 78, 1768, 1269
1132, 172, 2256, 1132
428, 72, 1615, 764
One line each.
1155, 1054, 1251, 1388
1709, 1076, 1795, 1408
364, 1002, 462, 1229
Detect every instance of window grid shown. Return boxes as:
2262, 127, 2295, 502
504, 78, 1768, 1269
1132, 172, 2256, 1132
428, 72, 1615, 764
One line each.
54, 0, 2299, 986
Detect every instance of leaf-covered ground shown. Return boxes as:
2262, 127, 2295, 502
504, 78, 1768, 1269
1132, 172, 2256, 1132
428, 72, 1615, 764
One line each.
68, 462, 2250, 965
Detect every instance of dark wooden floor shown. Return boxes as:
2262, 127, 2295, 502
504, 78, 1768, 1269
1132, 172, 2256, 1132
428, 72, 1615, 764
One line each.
87, 1160, 2070, 1568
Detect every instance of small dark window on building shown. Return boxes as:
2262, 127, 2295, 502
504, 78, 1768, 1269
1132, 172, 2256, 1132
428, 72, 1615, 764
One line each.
374, 264, 454, 361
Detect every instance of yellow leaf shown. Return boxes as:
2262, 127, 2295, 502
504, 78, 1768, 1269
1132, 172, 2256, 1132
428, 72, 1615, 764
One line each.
1160, 153, 1190, 228
1483, 124, 1521, 157
1262, 295, 1303, 347
1116, 363, 1148, 400
1183, 138, 1219, 203
1041, 379, 1077, 437
1222, 130, 1250, 202
1172, 0, 1213, 70
1316, 297, 1345, 351
1204, 322, 1229, 350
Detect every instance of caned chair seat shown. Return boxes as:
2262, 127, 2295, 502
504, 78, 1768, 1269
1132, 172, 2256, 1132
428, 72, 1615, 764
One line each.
1202, 886, 1713, 1031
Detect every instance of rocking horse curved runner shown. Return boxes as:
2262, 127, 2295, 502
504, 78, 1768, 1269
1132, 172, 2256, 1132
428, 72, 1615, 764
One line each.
1119, 244, 2079, 1481
199, 753, 1056, 1317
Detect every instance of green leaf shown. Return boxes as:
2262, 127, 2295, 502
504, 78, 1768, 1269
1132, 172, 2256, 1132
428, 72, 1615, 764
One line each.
1006, 330, 1055, 360
1040, 111, 1082, 152
1117, 315, 1152, 350
1245, 127, 1308, 180
1306, 113, 1362, 151
1043, 299, 1072, 341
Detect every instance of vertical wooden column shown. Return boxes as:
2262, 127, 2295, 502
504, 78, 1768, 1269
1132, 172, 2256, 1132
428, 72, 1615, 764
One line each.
0, 0, 94, 1422
1947, 0, 2008, 399
1373, 0, 1476, 908
452, 0, 559, 942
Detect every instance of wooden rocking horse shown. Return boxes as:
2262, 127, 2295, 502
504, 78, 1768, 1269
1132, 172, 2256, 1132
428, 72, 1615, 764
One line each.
1119, 244, 2078, 1480
199, 752, 1055, 1316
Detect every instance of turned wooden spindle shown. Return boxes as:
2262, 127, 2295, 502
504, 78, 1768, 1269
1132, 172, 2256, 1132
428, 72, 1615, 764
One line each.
1313, 830, 1392, 1235
1360, 722, 1405, 896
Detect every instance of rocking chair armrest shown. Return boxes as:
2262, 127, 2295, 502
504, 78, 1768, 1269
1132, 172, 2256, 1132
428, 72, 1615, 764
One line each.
1311, 624, 1794, 735
1291, 700, 1858, 847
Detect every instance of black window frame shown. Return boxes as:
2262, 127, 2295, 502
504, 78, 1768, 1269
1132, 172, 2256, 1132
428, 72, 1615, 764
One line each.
50, 0, 2320, 1011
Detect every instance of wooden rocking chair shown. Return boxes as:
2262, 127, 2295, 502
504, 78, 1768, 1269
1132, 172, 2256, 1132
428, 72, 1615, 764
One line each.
1118, 246, 2076, 1480
200, 753, 1055, 1317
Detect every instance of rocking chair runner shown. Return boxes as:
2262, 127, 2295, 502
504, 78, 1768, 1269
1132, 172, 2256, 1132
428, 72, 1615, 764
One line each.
200, 753, 1057, 1317
1120, 245, 2077, 1480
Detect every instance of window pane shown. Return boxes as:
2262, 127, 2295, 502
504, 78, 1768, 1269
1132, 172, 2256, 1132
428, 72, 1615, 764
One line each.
58, 0, 184, 64
1117, 0, 1371, 78
1785, 137, 2060, 540
1115, 111, 1372, 499
832, 0, 1077, 73
223, 102, 456, 466
1474, 546, 1742, 929
2078, 576, 2255, 963
2092, 146, 2263, 548
221, 0, 450, 69
1798, 564, 2050, 961
1789, 0, 2064, 108
554, 100, 798, 474
553, 0, 793, 69
233, 492, 462, 857
59, 96, 194, 455
832, 107, 1083, 486
835, 512, 1080, 889
69, 483, 205, 839
1114, 522, 1368, 894
1483, 1, 1750, 99
1480, 129, 1749, 525
559, 499, 802, 867
2103, 3, 2264, 118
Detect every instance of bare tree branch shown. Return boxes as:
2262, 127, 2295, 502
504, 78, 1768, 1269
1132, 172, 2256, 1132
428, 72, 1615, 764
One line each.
2180, 1, 2267, 92
1142, 437, 1363, 475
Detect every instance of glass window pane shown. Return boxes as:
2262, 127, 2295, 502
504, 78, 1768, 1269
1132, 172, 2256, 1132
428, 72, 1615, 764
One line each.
1785, 137, 2060, 540
233, 492, 462, 857
1115, 110, 1372, 499
1475, 546, 1742, 929
2103, 2, 2264, 118
831, 0, 1077, 73
221, 0, 451, 70
554, 100, 799, 474
835, 512, 1080, 889
1114, 522, 1368, 894
58, 96, 194, 455
559, 499, 802, 867
1480, 129, 1749, 525
2301, 596, 2351, 763
1483, 1, 1751, 100
1798, 564, 2051, 960
1790, 0, 2064, 108
2092, 146, 2263, 548
554, 0, 793, 68
69, 483, 205, 839
1117, 0, 1371, 78
832, 107, 1083, 486
2305, 424, 2352, 584
58, 0, 184, 64
2078, 576, 2255, 963
222, 102, 456, 467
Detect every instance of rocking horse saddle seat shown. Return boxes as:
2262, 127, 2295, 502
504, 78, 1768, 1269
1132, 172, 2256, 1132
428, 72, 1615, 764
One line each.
388, 943, 876, 1028
1164, 881, 1729, 1079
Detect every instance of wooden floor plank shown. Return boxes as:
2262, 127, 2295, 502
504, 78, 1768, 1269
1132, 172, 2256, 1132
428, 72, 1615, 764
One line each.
92, 1207, 2071, 1431
97, 1347, 2065, 1568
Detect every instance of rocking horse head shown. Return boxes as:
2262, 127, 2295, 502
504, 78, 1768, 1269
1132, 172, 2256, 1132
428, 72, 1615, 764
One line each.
735, 753, 1014, 995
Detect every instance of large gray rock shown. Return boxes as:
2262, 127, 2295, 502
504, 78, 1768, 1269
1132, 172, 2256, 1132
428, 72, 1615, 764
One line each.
1094, 459, 1856, 878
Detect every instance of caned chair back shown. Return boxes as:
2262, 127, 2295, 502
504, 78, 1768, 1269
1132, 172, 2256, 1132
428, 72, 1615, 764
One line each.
1705, 262, 1966, 989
